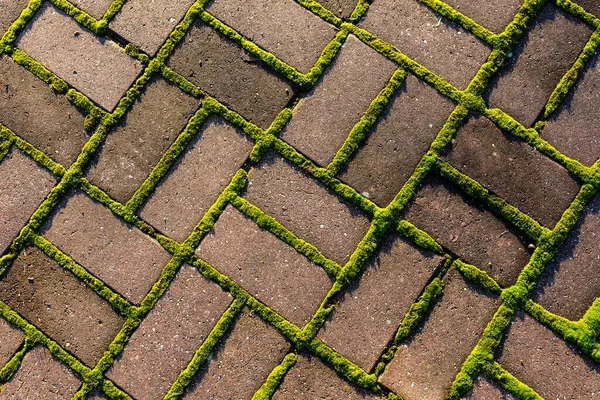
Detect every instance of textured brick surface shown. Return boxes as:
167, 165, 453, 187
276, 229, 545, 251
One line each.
318, 0, 358, 18
442, 0, 522, 33
70, 0, 112, 19
0, 317, 23, 368
461, 376, 517, 399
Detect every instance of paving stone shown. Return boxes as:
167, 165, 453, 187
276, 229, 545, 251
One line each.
317, 0, 358, 18
542, 52, 600, 166
340, 74, 455, 206
16, 3, 143, 111
206, 0, 337, 73
359, 0, 490, 89
167, 22, 294, 129
41, 191, 172, 304
444, 114, 580, 228
196, 205, 332, 326
107, 265, 232, 400
0, 318, 24, 368
532, 193, 600, 320
379, 268, 500, 400
441, 0, 522, 33
70, 0, 112, 20
402, 176, 530, 287
183, 308, 289, 399
0, 148, 56, 255
139, 115, 253, 242
576, 0, 600, 18
461, 376, 517, 399
86, 78, 199, 204
0, 0, 29, 35
486, 4, 593, 127
498, 311, 600, 399
280, 35, 395, 166
0, 346, 81, 399
0, 55, 89, 167
318, 233, 444, 372
110, 0, 196, 56
273, 353, 382, 399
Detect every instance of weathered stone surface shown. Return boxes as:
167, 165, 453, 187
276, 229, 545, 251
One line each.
576, 0, 600, 18
486, 4, 593, 127
245, 153, 372, 265
16, 3, 143, 111
341, 74, 455, 205
167, 22, 294, 129
206, 0, 337, 73
70, 0, 112, 19
0, 0, 29, 36
441, 0, 522, 33
0, 317, 23, 368
280, 35, 396, 166
379, 268, 500, 400
0, 148, 56, 255
498, 311, 600, 399
196, 205, 332, 326
139, 116, 253, 242
107, 265, 232, 400
86, 78, 199, 204
461, 376, 517, 399
42, 191, 172, 304
184, 308, 289, 399
360, 0, 490, 89
317, 0, 358, 18
445, 114, 580, 228
318, 233, 444, 371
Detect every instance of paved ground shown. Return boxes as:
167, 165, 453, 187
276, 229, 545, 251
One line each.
0, 0, 599, 399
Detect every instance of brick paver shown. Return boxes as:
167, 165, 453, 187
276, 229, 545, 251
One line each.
70, 0, 113, 20
462, 376, 517, 399
441, 0, 522, 33
317, 0, 358, 18
0, 317, 23, 368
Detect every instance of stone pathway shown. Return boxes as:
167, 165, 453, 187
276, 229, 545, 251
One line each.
0, 0, 599, 399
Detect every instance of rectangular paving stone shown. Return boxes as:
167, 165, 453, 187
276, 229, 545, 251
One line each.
280, 35, 396, 166
110, 0, 196, 56
0, 0, 29, 35
441, 0, 522, 33
461, 376, 517, 399
532, 193, 600, 320
498, 311, 600, 399
196, 205, 333, 326
318, 233, 444, 372
139, 115, 253, 242
485, 4, 593, 127
0, 246, 125, 367
272, 353, 383, 400
0, 346, 81, 399
359, 0, 490, 89
206, 0, 337, 73
379, 268, 500, 400
340, 74, 455, 206
70, 0, 113, 20
402, 176, 531, 288
86, 78, 200, 204
0, 55, 89, 167
41, 190, 172, 304
0, 148, 57, 255
244, 153, 372, 265
444, 114, 580, 228
317, 0, 358, 18
0, 317, 24, 368
542, 52, 600, 166
16, 3, 143, 111
167, 22, 294, 129
107, 265, 232, 400
183, 308, 289, 399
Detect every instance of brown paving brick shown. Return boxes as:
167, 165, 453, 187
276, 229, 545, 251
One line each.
41, 191, 172, 304
445, 114, 580, 228
542, 52, 600, 166
318, 233, 444, 372
360, 0, 490, 89
110, 0, 195, 56
403, 176, 530, 287
86, 78, 199, 204
441, 0, 522, 33
486, 4, 593, 127
461, 376, 517, 399
498, 311, 600, 399
0, 318, 23, 368
0, 148, 56, 255
0, 246, 125, 367
245, 154, 371, 265
0, 55, 89, 167
340, 74, 455, 206
576, 0, 600, 18
196, 205, 332, 326
317, 0, 358, 18
167, 22, 294, 129
273, 353, 382, 399
139, 115, 253, 242
379, 268, 500, 400
280, 35, 396, 166
16, 3, 143, 111
70, 0, 112, 19
107, 265, 232, 400
0, 346, 80, 399
0, 0, 29, 35
206, 0, 337, 73
532, 193, 600, 320
183, 308, 289, 399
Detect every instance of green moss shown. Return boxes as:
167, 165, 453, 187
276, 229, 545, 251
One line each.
455, 260, 502, 294
251, 353, 297, 400
396, 219, 444, 254
48, 0, 99, 33
0, 342, 31, 383
483, 362, 543, 399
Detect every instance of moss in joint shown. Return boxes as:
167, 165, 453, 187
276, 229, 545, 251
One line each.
251, 353, 297, 400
